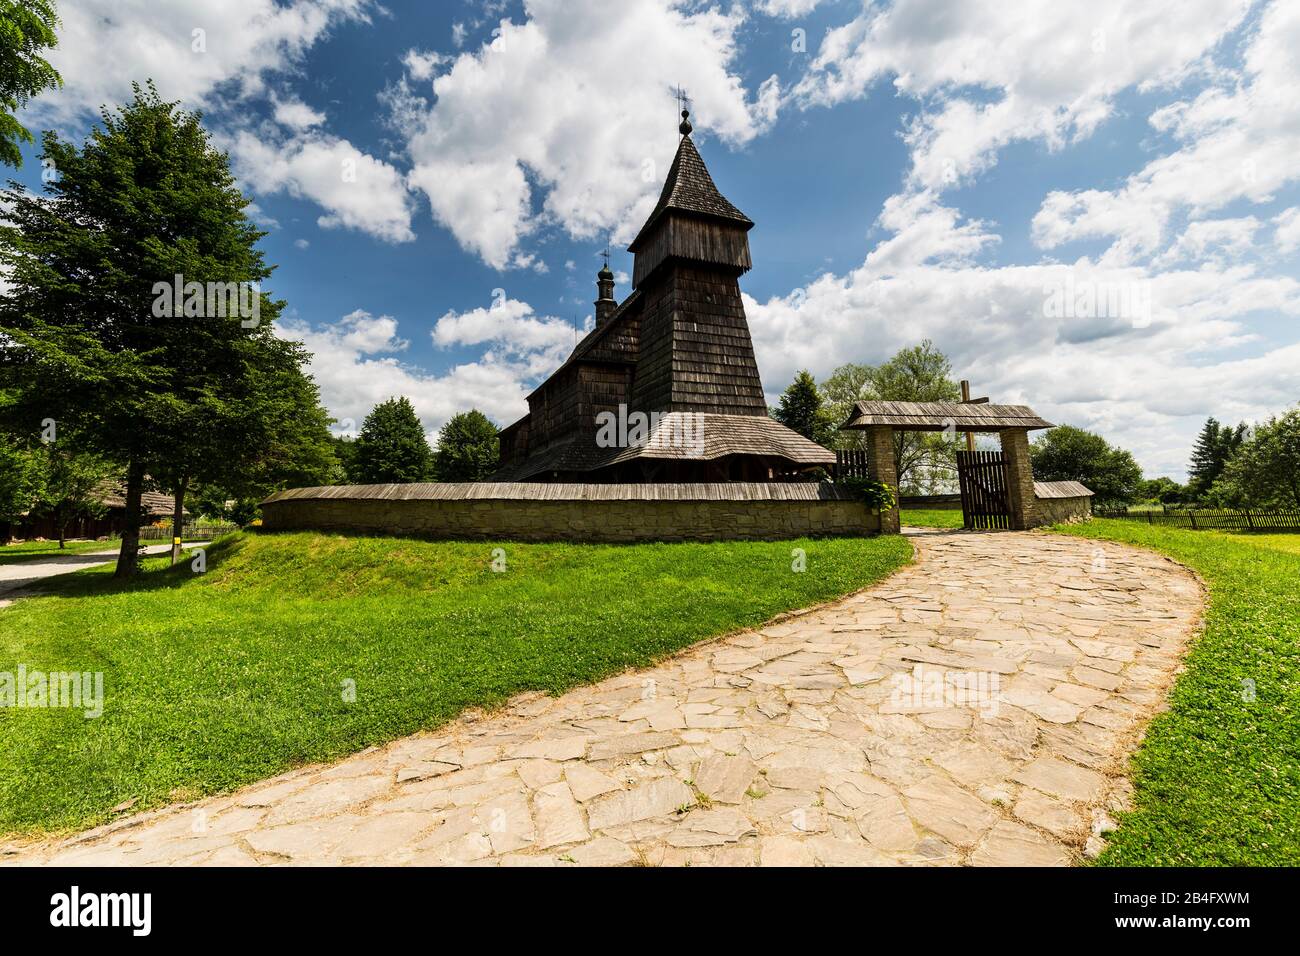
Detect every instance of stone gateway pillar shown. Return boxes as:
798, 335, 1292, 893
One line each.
865, 425, 901, 534
1000, 428, 1039, 530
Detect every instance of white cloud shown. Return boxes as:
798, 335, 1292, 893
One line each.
1272, 206, 1300, 253
431, 296, 578, 361
272, 95, 326, 131
32, 0, 375, 124
1032, 1, 1300, 262
756, 0, 827, 18
394, 0, 779, 268
1153, 216, 1260, 267
401, 48, 445, 81
793, 0, 1248, 194
229, 129, 416, 243
279, 307, 552, 441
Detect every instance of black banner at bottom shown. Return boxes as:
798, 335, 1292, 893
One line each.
0, 865, 1275, 942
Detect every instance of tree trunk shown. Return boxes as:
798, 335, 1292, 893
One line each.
114, 461, 145, 579
170, 476, 188, 565
58, 519, 67, 549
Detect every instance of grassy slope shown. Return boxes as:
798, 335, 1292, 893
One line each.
0, 530, 911, 836
1054, 520, 1300, 865
0, 540, 118, 567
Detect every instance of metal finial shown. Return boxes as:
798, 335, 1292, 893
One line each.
679, 108, 692, 136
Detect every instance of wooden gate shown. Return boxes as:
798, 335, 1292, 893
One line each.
956, 450, 1011, 529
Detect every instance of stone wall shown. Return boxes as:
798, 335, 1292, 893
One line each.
260, 483, 880, 543
1034, 494, 1092, 525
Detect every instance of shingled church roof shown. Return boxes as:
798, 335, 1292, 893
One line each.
628, 122, 753, 252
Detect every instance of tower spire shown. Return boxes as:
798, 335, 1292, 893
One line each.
595, 244, 616, 326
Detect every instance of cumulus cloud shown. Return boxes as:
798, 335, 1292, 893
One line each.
272, 95, 326, 131
432, 295, 578, 362
1275, 206, 1300, 253
279, 307, 553, 441
756, 0, 828, 18
1032, 1, 1300, 262
392, 0, 779, 269
228, 128, 416, 243
793, 0, 1247, 194
32, 0, 376, 124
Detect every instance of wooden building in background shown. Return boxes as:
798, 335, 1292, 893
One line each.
494, 111, 833, 482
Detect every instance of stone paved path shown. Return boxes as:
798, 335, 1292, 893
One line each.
2, 529, 1202, 867
0, 543, 201, 607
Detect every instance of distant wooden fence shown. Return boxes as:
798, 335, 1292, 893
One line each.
138, 523, 239, 541
833, 449, 872, 481
1094, 507, 1300, 531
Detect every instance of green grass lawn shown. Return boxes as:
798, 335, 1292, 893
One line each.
1053, 519, 1300, 865
0, 530, 911, 836
900, 507, 964, 528
0, 539, 118, 567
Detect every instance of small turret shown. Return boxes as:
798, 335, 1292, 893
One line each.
594, 255, 616, 325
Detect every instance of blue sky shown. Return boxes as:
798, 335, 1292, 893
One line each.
15, 0, 1300, 479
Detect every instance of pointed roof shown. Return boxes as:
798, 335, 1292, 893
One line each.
628, 130, 753, 252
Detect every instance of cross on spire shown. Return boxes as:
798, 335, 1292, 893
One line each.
675, 86, 692, 136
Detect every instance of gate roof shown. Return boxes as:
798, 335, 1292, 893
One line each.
841, 401, 1053, 433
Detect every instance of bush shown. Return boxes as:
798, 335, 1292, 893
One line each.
838, 476, 897, 511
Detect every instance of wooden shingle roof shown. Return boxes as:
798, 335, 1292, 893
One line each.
628, 133, 753, 252
491, 413, 834, 481
842, 401, 1054, 432
1034, 480, 1093, 499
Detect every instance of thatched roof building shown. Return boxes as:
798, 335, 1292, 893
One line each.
494, 110, 833, 482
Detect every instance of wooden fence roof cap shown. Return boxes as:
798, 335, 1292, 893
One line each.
262, 481, 853, 506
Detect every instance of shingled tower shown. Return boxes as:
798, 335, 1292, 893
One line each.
625, 110, 767, 415
493, 110, 832, 482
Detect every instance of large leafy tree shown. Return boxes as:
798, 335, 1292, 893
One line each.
0, 0, 62, 168
819, 362, 873, 451
433, 410, 499, 481
868, 341, 961, 493
1031, 425, 1143, 506
0, 83, 326, 575
1213, 410, 1300, 508
353, 397, 432, 483
1187, 417, 1247, 499
772, 369, 835, 446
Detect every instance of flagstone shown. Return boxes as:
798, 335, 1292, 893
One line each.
970, 820, 1072, 866
1012, 757, 1108, 803
533, 783, 589, 849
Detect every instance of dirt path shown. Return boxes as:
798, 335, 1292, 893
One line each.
2, 528, 1203, 867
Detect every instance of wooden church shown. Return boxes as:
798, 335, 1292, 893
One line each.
493, 110, 834, 482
